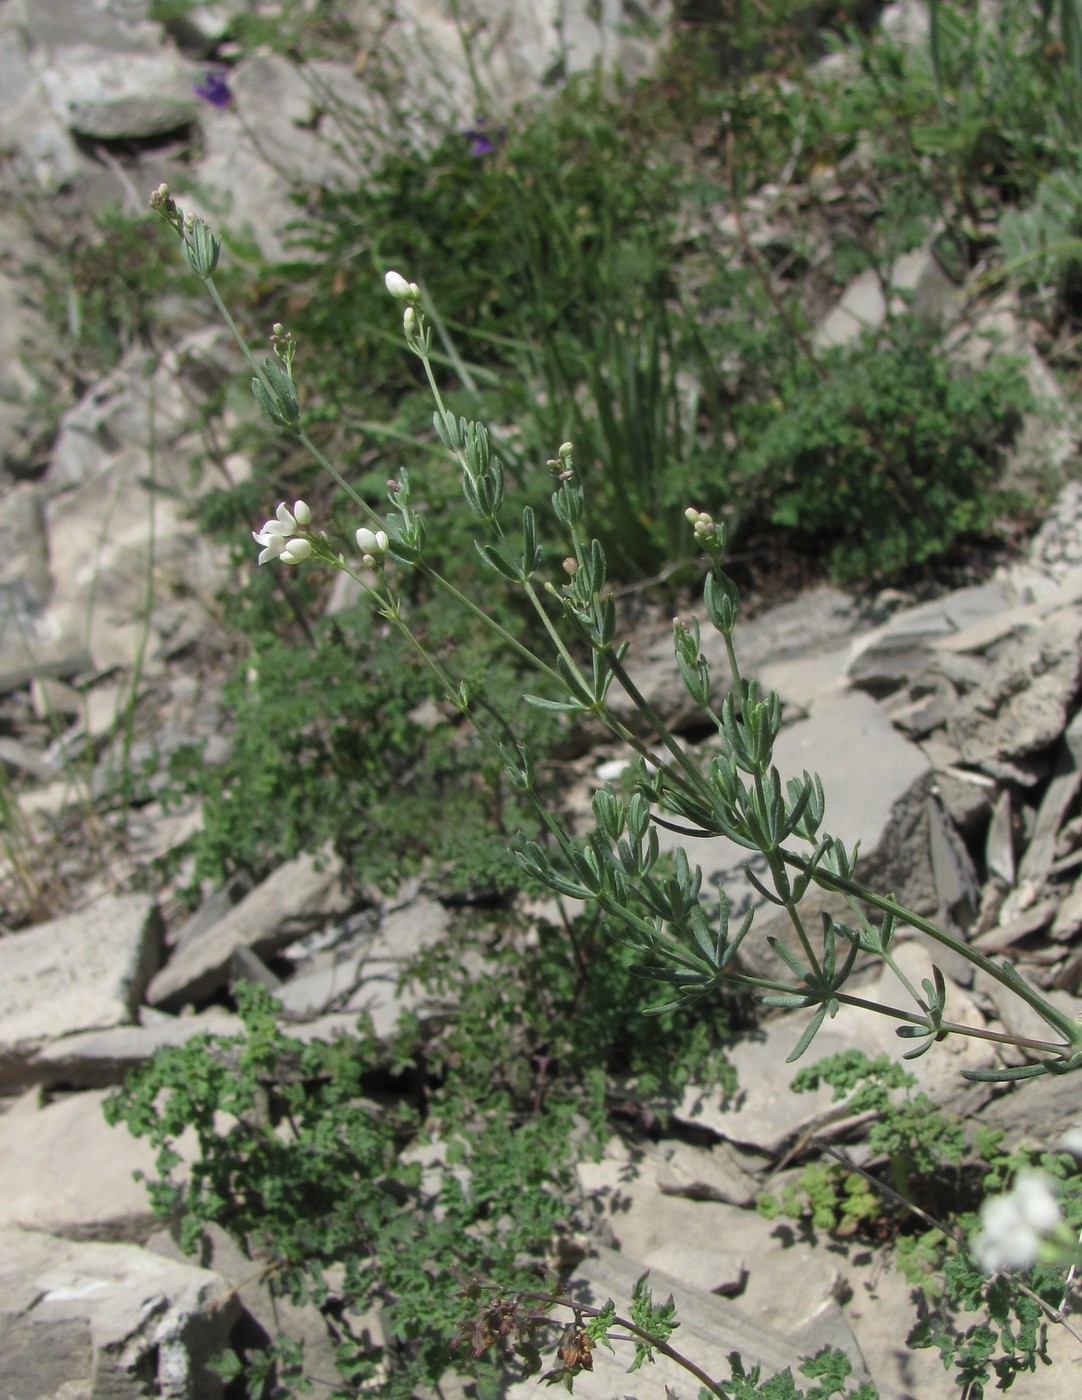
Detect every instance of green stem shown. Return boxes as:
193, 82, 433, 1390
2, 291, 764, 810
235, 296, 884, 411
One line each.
833, 991, 1071, 1056
784, 848, 1082, 1051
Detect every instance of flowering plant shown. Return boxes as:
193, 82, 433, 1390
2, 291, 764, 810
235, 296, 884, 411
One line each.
149, 187, 1082, 1393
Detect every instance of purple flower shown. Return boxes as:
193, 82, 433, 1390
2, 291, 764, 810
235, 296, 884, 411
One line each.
462, 116, 505, 158
194, 69, 232, 109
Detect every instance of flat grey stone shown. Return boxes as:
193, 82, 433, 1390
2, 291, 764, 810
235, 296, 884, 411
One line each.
345, 896, 453, 1037
147, 848, 350, 1009
148, 1221, 342, 1400
814, 269, 887, 350
0, 894, 162, 1086
29, 1009, 242, 1088
502, 1243, 870, 1400
41, 46, 198, 139
609, 587, 861, 733
848, 582, 1011, 692
948, 607, 1082, 773
677, 943, 989, 1154
656, 1139, 763, 1207
0, 1226, 236, 1400
0, 1087, 189, 1241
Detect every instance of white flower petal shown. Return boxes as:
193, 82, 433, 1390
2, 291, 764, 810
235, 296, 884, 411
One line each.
256, 532, 289, 566
274, 501, 297, 532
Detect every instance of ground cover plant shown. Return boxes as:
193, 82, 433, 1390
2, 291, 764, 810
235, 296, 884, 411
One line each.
69, 1, 1082, 1396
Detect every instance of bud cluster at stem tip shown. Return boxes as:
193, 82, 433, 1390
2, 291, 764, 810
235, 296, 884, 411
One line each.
356, 526, 390, 566
685, 507, 717, 546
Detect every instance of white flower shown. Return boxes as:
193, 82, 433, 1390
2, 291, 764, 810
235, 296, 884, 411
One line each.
384, 270, 419, 301
356, 526, 389, 557
972, 1171, 1062, 1273
1060, 1127, 1082, 1157
252, 500, 312, 566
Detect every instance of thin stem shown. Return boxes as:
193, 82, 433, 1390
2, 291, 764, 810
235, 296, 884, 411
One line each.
782, 850, 1082, 1053
833, 991, 1070, 1056
515, 1291, 730, 1399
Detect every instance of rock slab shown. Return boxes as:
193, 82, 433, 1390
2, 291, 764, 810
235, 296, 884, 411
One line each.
0, 893, 162, 1085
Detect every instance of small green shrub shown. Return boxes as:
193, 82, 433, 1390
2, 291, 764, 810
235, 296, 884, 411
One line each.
105, 983, 595, 1399
737, 318, 1032, 579
163, 606, 562, 896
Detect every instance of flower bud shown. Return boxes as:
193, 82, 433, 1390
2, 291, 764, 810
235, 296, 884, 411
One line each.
280, 538, 313, 564
385, 270, 415, 300
356, 526, 389, 556
293, 500, 311, 526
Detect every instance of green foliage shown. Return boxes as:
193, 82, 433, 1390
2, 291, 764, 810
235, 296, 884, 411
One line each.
738, 319, 1032, 579
887, 1129, 1082, 1395
723, 1344, 879, 1399
761, 1051, 965, 1235
162, 600, 560, 895
402, 907, 736, 1132
45, 206, 188, 370
104, 983, 594, 1399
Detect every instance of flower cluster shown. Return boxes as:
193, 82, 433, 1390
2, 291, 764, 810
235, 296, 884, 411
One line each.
252, 501, 312, 565
971, 1171, 1062, 1273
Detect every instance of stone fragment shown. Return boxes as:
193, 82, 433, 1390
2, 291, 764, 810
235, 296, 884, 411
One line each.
677, 943, 989, 1154
609, 587, 860, 733
979, 1068, 1082, 1151
847, 581, 1011, 694
985, 789, 1016, 885
148, 1221, 341, 1400
947, 607, 1082, 776
1016, 710, 1082, 888
29, 1009, 242, 1089
814, 269, 887, 350
146, 848, 350, 1009
656, 1139, 764, 1207
41, 46, 198, 139
345, 896, 454, 1037
0, 893, 162, 1087
1051, 873, 1082, 942
503, 1243, 869, 1400
0, 1226, 236, 1400
973, 975, 1082, 1065
0, 1088, 190, 1241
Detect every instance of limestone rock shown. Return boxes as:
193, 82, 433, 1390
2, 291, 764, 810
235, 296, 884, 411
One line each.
41, 46, 198, 140
0, 1226, 237, 1400
0, 1087, 188, 1242
676, 942, 990, 1154
503, 1243, 870, 1400
609, 587, 861, 733
29, 1008, 242, 1089
947, 605, 1082, 777
345, 896, 454, 1037
146, 848, 351, 1010
814, 268, 887, 350
148, 1221, 341, 1400
0, 893, 162, 1088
